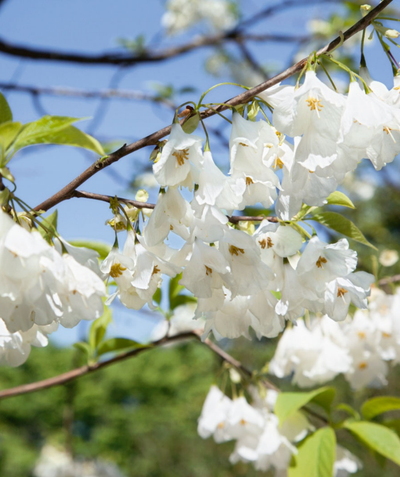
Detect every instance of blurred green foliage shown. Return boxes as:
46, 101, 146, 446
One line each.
1, 337, 400, 476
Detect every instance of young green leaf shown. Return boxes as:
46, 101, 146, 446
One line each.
310, 211, 377, 249
289, 427, 336, 477
275, 387, 335, 425
169, 273, 184, 302
12, 116, 82, 153
153, 288, 162, 305
68, 240, 111, 260
0, 92, 12, 125
182, 112, 200, 134
73, 342, 92, 361
89, 306, 112, 352
344, 421, 400, 465
326, 191, 356, 209
170, 294, 197, 311
361, 396, 400, 421
13, 122, 105, 157
97, 338, 150, 357
0, 121, 22, 161
38, 210, 58, 242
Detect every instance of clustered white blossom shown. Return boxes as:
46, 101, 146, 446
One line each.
99, 67, 400, 344
198, 385, 361, 476
270, 287, 400, 390
0, 209, 106, 365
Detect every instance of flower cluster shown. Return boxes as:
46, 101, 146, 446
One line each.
198, 385, 361, 476
0, 209, 106, 364
269, 288, 400, 390
104, 64, 400, 342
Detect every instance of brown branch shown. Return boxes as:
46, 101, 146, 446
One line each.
0, 82, 175, 108
0, 330, 279, 399
0, 1, 333, 66
33, 0, 392, 214
378, 274, 400, 286
72, 189, 278, 223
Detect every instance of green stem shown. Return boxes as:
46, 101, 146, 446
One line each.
197, 82, 250, 109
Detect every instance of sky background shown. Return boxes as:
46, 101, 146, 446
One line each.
0, 0, 396, 345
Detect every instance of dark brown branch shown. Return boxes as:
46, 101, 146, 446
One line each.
0, 330, 279, 399
33, 0, 392, 214
73, 189, 278, 223
0, 1, 332, 66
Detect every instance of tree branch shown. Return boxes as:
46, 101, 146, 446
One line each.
72, 189, 278, 223
0, 1, 333, 66
0, 331, 278, 400
0, 82, 175, 108
33, 0, 392, 213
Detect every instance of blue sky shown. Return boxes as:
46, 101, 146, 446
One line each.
0, 0, 396, 345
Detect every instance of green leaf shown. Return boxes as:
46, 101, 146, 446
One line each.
336, 403, 360, 420
326, 191, 355, 209
170, 294, 197, 311
38, 210, 58, 242
153, 288, 162, 305
68, 240, 111, 260
181, 112, 200, 134
275, 387, 335, 425
0, 121, 22, 160
12, 116, 82, 153
289, 427, 336, 477
383, 419, 400, 436
361, 397, 400, 421
97, 338, 150, 357
344, 421, 400, 465
31, 124, 105, 156
73, 342, 91, 360
310, 211, 377, 249
0, 92, 12, 124
89, 306, 112, 351
169, 273, 184, 302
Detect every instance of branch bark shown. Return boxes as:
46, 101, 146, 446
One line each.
33, 0, 392, 213
72, 189, 278, 223
0, 1, 332, 66
0, 331, 278, 400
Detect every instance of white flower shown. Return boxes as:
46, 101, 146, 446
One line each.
197, 385, 233, 442
334, 445, 362, 477
219, 228, 274, 297
153, 123, 203, 187
0, 318, 54, 367
296, 237, 358, 294
324, 271, 375, 322
180, 239, 232, 299
143, 187, 192, 247
273, 70, 346, 171
379, 249, 399, 267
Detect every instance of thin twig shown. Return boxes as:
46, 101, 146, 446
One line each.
72, 189, 278, 223
32, 0, 391, 214
379, 274, 400, 286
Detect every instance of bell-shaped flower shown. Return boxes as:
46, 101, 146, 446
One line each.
190, 200, 228, 243
219, 228, 274, 297
195, 150, 243, 212
197, 385, 233, 443
296, 237, 357, 294
180, 239, 231, 299
143, 187, 192, 248
153, 123, 203, 187
273, 70, 346, 171
324, 271, 375, 322
0, 318, 54, 367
